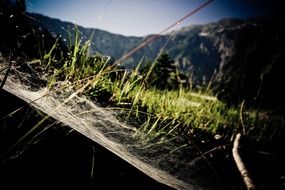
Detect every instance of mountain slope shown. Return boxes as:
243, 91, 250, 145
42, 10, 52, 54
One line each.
14, 13, 285, 108
28, 14, 270, 79
28, 13, 142, 60
213, 18, 285, 108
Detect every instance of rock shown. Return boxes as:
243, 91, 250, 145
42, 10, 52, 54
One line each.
214, 18, 285, 110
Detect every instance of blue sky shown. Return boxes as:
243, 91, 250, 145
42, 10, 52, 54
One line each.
26, 0, 277, 36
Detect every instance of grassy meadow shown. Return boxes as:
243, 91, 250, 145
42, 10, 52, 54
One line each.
33, 29, 281, 149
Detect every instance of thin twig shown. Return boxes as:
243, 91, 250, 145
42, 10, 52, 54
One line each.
90, 146, 95, 182
203, 145, 228, 156
232, 133, 256, 190
239, 100, 246, 134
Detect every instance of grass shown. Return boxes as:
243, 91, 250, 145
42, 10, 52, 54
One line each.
35, 29, 265, 147
2, 26, 285, 190
3, 27, 283, 153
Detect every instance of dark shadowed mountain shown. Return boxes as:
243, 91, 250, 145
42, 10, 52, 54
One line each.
213, 17, 285, 109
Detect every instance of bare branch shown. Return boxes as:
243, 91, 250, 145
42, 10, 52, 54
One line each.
232, 133, 256, 190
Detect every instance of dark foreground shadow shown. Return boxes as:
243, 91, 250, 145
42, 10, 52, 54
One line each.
0, 90, 175, 190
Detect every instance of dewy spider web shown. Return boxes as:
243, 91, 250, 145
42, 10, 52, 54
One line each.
0, 1, 222, 189
0, 51, 220, 190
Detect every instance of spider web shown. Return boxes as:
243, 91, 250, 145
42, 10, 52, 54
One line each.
1, 57, 221, 190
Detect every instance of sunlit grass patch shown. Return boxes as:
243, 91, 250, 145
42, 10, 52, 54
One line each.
35, 27, 282, 147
